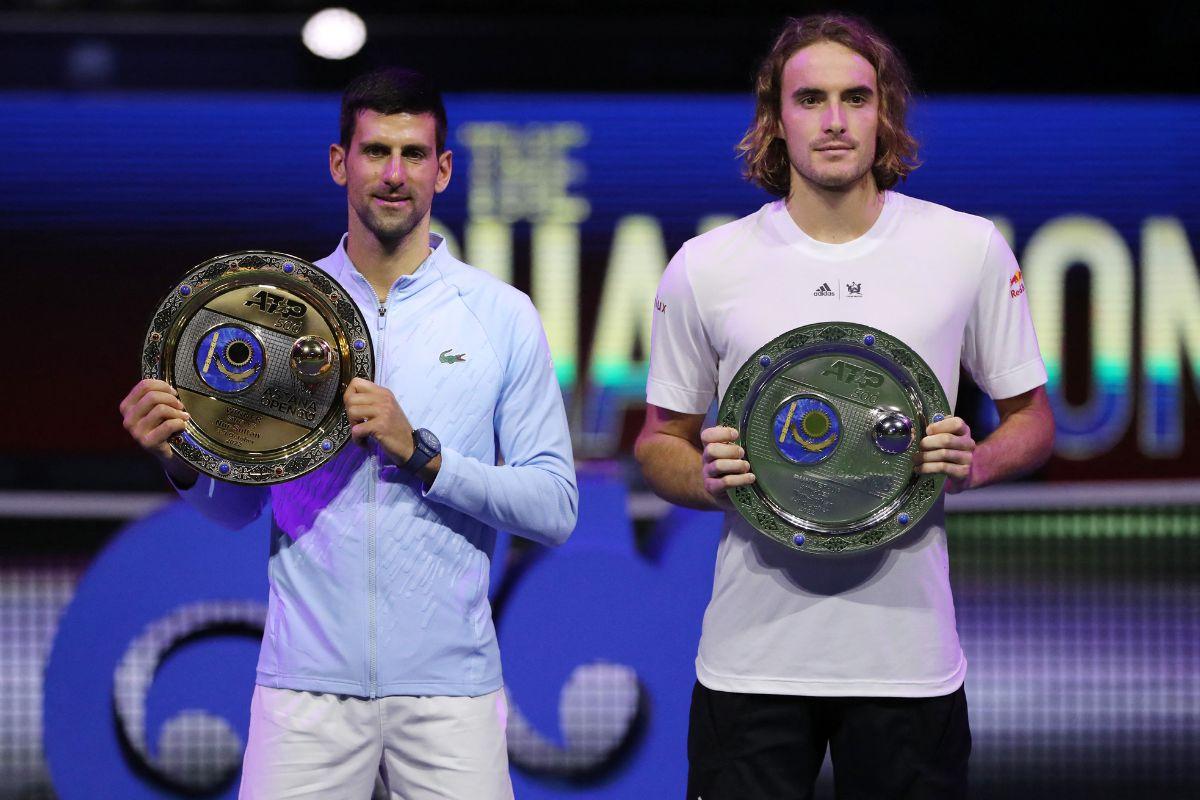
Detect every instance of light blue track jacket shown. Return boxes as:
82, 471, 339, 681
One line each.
176, 234, 578, 698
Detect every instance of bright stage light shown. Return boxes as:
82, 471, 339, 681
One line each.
302, 8, 367, 60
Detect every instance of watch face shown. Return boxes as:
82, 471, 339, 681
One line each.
417, 428, 440, 454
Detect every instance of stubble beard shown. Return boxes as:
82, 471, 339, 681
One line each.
354, 198, 423, 248
795, 153, 874, 192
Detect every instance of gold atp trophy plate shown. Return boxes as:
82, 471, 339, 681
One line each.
141, 251, 374, 484
718, 322, 949, 556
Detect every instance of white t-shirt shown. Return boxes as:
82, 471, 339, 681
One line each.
647, 191, 1047, 697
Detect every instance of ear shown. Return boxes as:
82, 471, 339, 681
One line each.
434, 149, 453, 194
329, 143, 347, 187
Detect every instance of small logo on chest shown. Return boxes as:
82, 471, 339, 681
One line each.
439, 348, 467, 364
846, 281, 863, 297
813, 282, 835, 297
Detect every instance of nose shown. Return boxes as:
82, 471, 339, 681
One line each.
823, 102, 847, 135
382, 155, 406, 186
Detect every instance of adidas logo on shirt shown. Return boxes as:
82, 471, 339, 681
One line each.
813, 282, 835, 297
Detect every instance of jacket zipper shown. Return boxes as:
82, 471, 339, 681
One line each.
368, 300, 387, 700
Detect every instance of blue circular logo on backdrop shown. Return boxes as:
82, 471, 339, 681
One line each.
772, 395, 840, 464
43, 501, 270, 799
193, 324, 265, 394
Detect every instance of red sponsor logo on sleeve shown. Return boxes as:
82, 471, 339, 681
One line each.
1009, 267, 1025, 299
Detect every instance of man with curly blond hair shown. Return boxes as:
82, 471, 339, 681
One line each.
636, 13, 1054, 799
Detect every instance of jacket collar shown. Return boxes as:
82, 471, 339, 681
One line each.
325, 232, 446, 308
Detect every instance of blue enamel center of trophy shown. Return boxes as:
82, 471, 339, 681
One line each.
194, 324, 265, 394
772, 396, 840, 465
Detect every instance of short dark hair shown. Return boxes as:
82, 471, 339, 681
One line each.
339, 67, 448, 152
738, 13, 920, 196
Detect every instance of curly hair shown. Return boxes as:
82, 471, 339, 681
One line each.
738, 13, 920, 196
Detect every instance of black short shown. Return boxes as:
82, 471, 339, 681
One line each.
686, 681, 971, 800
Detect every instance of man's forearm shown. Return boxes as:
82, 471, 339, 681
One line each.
970, 401, 1055, 490
635, 433, 722, 511
422, 447, 578, 547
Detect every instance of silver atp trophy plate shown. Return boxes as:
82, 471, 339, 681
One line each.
141, 251, 374, 484
717, 322, 949, 556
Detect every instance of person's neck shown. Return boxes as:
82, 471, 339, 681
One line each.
345, 216, 433, 302
784, 174, 885, 244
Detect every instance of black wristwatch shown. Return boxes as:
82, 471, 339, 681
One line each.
402, 428, 441, 474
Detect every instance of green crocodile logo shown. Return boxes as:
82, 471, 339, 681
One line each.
439, 348, 467, 364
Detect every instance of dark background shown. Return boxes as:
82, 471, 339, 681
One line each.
2, 0, 1197, 94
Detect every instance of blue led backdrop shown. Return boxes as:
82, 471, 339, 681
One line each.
2, 94, 1198, 478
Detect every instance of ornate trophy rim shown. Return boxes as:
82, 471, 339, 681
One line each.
716, 321, 949, 556
140, 250, 374, 485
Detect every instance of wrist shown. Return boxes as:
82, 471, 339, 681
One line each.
390, 441, 415, 466
417, 453, 442, 491
401, 428, 441, 475
707, 487, 734, 511
964, 443, 989, 490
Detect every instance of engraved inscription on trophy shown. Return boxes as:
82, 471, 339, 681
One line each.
244, 289, 306, 334
206, 285, 328, 340
260, 387, 319, 423
212, 406, 264, 449
821, 358, 884, 405
843, 472, 896, 497
791, 474, 840, 514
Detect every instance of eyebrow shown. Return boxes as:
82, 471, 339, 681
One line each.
358, 141, 430, 153
791, 85, 876, 99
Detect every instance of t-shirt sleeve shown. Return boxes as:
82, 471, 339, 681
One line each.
961, 225, 1049, 400
646, 244, 719, 414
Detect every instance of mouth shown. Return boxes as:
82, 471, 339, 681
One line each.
373, 196, 412, 209
815, 145, 854, 152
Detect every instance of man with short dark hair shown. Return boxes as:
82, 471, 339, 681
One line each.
635, 14, 1053, 799
120, 67, 577, 799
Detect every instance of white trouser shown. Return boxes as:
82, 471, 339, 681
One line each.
239, 685, 514, 800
